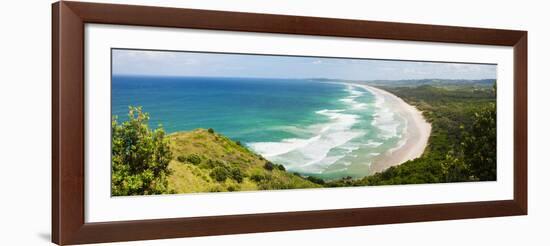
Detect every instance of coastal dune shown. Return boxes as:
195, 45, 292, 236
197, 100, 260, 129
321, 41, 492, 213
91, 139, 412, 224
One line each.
354, 84, 432, 173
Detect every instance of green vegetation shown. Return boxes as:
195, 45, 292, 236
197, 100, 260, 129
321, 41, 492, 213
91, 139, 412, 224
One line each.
112, 81, 497, 195
462, 104, 497, 180
313, 78, 495, 88
176, 154, 202, 164
111, 106, 173, 196
306, 176, 326, 185
327, 83, 497, 187
166, 128, 320, 193
263, 161, 286, 171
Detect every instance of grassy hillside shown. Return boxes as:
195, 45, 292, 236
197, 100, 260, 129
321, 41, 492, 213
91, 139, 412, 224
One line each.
166, 128, 320, 193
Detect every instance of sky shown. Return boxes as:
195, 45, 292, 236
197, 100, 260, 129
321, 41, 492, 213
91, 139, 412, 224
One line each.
112, 49, 496, 81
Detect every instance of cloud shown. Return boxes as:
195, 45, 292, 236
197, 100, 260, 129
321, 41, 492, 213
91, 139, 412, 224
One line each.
112, 49, 496, 80
114, 49, 177, 61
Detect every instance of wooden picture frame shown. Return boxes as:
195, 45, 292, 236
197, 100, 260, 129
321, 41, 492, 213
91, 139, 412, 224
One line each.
52, 1, 527, 245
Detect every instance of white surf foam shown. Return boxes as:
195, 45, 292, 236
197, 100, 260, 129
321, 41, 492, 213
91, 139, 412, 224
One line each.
363, 86, 404, 140
338, 85, 368, 110
365, 140, 383, 147
248, 135, 321, 158
248, 83, 412, 175
248, 107, 365, 173
248, 85, 370, 173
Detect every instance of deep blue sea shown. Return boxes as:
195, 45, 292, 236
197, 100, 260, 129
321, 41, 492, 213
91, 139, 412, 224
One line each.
112, 75, 405, 179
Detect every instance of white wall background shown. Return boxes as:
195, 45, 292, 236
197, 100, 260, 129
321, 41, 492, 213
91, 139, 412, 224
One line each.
0, 0, 546, 245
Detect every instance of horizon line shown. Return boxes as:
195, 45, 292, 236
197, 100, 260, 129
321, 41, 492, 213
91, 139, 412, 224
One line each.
111, 74, 497, 82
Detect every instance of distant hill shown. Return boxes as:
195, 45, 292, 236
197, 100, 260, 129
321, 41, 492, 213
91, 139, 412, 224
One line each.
167, 129, 320, 193
363, 79, 496, 87
310, 78, 496, 88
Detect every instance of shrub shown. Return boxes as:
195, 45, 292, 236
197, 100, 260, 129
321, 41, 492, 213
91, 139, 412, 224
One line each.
250, 173, 265, 182
227, 185, 238, 192
263, 161, 285, 171
236, 141, 242, 146
210, 166, 229, 182
263, 161, 274, 171
306, 176, 326, 185
230, 168, 243, 183
111, 106, 172, 196
187, 154, 202, 165
207, 128, 215, 134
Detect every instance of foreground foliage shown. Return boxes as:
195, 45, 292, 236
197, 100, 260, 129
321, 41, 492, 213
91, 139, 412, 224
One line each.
111, 106, 173, 196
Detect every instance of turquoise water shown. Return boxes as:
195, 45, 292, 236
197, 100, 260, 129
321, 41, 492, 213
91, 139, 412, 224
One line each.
112, 76, 406, 179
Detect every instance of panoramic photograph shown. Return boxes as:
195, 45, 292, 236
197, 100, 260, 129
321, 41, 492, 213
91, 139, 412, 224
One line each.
110, 49, 497, 196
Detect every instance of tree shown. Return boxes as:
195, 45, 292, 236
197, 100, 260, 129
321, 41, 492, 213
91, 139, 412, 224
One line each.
462, 103, 497, 181
441, 150, 469, 182
111, 106, 172, 196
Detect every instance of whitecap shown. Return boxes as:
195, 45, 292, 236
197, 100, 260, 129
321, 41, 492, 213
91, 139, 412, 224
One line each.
248, 135, 321, 158
365, 141, 383, 147
249, 106, 366, 173
338, 85, 371, 111
341, 161, 352, 166
247, 83, 412, 175
369, 91, 402, 139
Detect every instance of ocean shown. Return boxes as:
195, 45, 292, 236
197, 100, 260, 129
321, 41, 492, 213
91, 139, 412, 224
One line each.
112, 75, 407, 180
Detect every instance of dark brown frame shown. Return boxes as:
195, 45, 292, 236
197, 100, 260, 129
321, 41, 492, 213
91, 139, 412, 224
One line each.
52, 1, 527, 245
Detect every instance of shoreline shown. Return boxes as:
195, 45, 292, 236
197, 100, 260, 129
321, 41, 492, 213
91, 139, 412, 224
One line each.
352, 83, 432, 174
165, 82, 431, 177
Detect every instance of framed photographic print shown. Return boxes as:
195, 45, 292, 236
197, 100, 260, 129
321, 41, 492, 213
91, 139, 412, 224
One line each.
52, 1, 527, 245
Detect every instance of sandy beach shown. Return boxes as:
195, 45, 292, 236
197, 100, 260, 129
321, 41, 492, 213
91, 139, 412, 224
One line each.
352, 83, 432, 173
